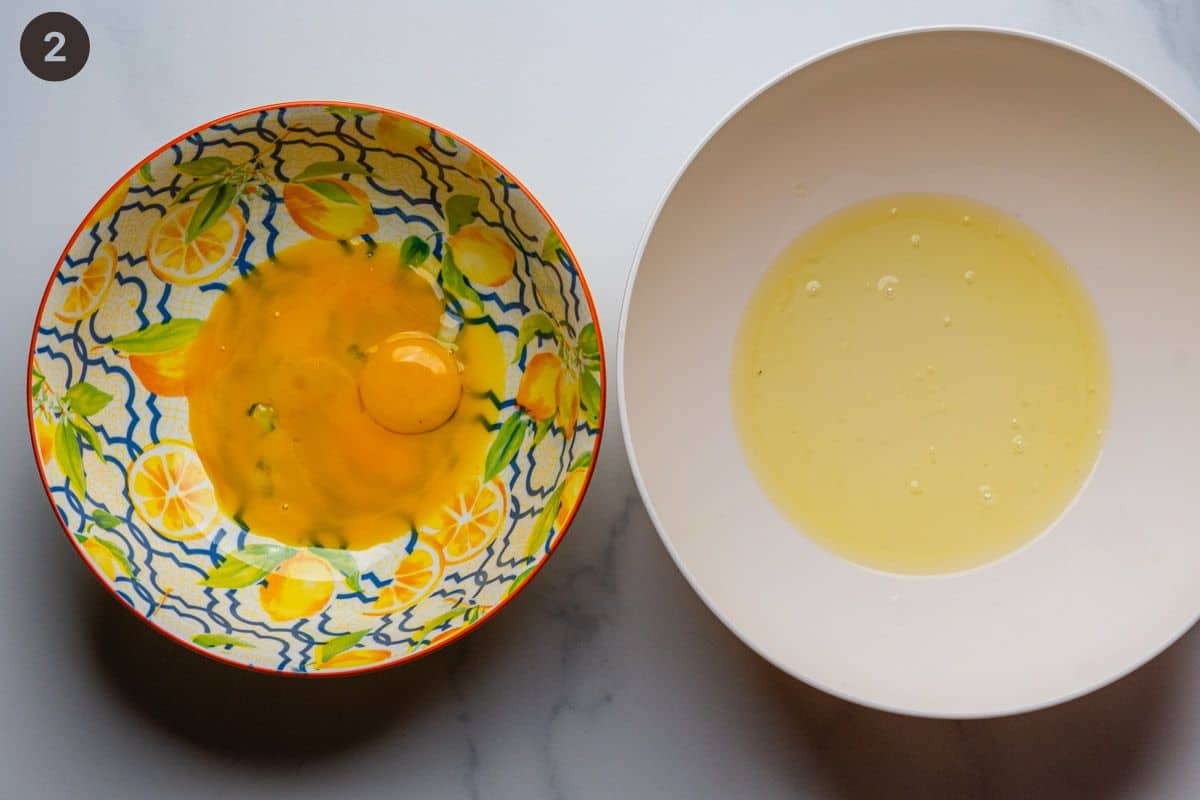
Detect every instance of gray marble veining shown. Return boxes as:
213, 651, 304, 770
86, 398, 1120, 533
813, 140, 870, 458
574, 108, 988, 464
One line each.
2, 0, 1199, 798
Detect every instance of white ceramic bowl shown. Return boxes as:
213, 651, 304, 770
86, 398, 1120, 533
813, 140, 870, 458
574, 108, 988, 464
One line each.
620, 28, 1200, 717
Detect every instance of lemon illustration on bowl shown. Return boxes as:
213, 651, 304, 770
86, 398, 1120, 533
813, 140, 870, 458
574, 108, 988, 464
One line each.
107, 318, 204, 397
516, 353, 562, 422
86, 178, 129, 227
555, 467, 590, 530
55, 243, 117, 323
129, 347, 191, 396
146, 202, 244, 285
128, 441, 218, 541
375, 113, 430, 154
32, 407, 55, 465
366, 539, 443, 616
82, 536, 133, 581
258, 550, 338, 622
282, 178, 377, 241
312, 629, 391, 671
446, 222, 516, 287
430, 478, 508, 563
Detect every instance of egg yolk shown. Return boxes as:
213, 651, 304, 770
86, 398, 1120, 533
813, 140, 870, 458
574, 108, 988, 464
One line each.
360, 332, 463, 434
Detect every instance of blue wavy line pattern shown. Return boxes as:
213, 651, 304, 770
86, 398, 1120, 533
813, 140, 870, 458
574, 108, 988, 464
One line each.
31, 105, 600, 673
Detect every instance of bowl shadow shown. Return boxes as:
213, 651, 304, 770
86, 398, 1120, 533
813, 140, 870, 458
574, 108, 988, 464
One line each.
619, 470, 1189, 799
71, 456, 620, 767
71, 461, 1193, 785
85, 584, 472, 763
760, 628, 1191, 799
21, 461, 444, 766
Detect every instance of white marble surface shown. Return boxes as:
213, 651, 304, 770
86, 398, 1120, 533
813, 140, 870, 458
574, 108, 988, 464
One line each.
2, 1, 1199, 797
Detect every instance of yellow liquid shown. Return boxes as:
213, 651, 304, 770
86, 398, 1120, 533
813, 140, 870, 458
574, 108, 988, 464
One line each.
186, 239, 504, 549
732, 194, 1110, 574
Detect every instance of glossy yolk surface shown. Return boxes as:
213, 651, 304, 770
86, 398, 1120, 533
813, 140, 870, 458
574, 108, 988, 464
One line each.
185, 239, 504, 549
360, 332, 463, 434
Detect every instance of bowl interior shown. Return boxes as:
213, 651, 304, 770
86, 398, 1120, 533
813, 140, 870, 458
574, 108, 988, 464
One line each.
31, 103, 603, 674
622, 30, 1200, 716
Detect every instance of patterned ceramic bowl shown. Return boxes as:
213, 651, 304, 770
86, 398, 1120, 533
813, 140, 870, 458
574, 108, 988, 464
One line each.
28, 102, 604, 675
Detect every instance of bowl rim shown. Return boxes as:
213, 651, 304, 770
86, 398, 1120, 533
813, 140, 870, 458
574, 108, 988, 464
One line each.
617, 25, 1200, 718
28, 99, 607, 678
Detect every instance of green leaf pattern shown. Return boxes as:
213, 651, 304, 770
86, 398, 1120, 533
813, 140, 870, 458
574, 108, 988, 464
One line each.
310, 547, 362, 593
484, 413, 527, 482
303, 179, 358, 205
91, 510, 123, 530
317, 629, 368, 663
445, 194, 479, 235
175, 157, 233, 177
193, 633, 252, 649
64, 382, 113, 416
513, 312, 559, 363
400, 235, 431, 267
526, 484, 565, 558
186, 182, 239, 243
441, 247, 483, 312
412, 605, 480, 647
108, 319, 203, 354
294, 160, 371, 181
92, 537, 136, 577
200, 544, 291, 588
70, 414, 104, 457
54, 420, 85, 494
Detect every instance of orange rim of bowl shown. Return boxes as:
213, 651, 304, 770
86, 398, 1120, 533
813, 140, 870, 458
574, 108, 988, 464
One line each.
26, 100, 606, 678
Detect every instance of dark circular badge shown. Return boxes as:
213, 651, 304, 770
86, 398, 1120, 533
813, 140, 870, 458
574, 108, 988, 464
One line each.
20, 12, 89, 82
